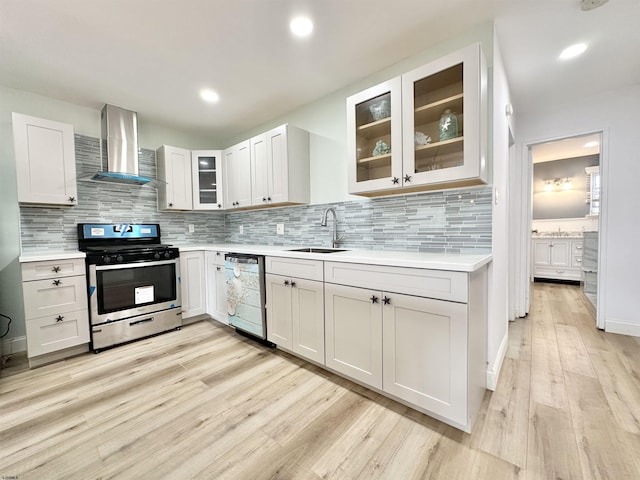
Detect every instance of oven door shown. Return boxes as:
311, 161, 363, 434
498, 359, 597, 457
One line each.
88, 258, 181, 325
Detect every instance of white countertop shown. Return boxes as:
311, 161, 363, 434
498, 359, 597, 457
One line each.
19, 251, 86, 263
179, 244, 492, 272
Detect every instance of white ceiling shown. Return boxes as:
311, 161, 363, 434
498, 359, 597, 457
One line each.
531, 133, 601, 163
1, 0, 638, 143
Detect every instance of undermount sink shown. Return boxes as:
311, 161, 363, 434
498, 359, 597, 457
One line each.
288, 247, 348, 254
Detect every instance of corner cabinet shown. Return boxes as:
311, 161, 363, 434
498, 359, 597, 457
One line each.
223, 140, 252, 209
157, 145, 193, 211
347, 42, 487, 196
192, 150, 224, 210
12, 112, 78, 207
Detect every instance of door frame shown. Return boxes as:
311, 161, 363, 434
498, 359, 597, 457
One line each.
517, 128, 608, 329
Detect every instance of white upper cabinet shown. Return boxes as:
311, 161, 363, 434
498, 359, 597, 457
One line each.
157, 145, 193, 211
223, 140, 252, 209
192, 150, 224, 210
12, 112, 78, 206
250, 124, 310, 207
347, 43, 487, 196
347, 78, 403, 195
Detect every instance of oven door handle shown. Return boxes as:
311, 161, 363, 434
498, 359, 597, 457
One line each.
94, 259, 178, 271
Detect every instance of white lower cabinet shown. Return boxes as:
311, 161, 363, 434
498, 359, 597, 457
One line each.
20, 257, 90, 363
265, 256, 325, 364
205, 251, 228, 324
324, 283, 382, 388
382, 292, 468, 425
180, 251, 206, 319
532, 237, 583, 281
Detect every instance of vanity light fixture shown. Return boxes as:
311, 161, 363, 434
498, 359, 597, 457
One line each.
562, 178, 572, 190
290, 16, 313, 38
200, 88, 220, 103
544, 181, 554, 192
559, 43, 587, 60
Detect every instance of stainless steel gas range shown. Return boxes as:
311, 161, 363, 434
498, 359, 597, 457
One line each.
78, 223, 182, 352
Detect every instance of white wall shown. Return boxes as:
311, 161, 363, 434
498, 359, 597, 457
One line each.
517, 84, 640, 336
486, 30, 512, 390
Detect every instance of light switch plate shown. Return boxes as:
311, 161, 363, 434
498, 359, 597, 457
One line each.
239, 225, 244, 235
276, 223, 284, 235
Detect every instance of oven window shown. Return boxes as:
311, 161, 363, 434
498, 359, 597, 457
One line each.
97, 263, 177, 314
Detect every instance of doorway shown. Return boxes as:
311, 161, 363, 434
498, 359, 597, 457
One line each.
526, 132, 603, 328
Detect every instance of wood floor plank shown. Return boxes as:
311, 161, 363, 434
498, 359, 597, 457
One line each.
526, 401, 584, 480
529, 334, 569, 410
555, 323, 597, 378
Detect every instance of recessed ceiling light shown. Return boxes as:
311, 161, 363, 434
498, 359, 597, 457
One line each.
584, 141, 599, 148
290, 16, 313, 38
200, 89, 219, 103
559, 43, 587, 60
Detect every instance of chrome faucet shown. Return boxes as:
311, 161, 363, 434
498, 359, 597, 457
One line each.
320, 207, 342, 248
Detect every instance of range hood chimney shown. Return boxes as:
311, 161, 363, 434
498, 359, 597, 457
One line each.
92, 104, 153, 185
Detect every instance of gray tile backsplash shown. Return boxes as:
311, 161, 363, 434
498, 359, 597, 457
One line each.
20, 134, 492, 254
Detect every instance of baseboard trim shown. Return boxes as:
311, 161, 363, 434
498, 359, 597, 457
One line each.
486, 331, 508, 391
2, 335, 27, 355
605, 319, 640, 338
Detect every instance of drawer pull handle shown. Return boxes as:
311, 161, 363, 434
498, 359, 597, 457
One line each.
55, 315, 64, 322
52, 266, 61, 273
290, 281, 296, 288
370, 295, 378, 304
576, 246, 583, 250
130, 317, 154, 327
216, 266, 221, 271
284, 280, 290, 286
53, 279, 62, 286
383, 296, 391, 305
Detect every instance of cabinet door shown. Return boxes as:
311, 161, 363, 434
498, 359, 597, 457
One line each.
401, 43, 487, 188
12, 113, 77, 206
192, 150, 224, 210
291, 278, 324, 364
157, 145, 193, 210
382, 292, 468, 425
26, 309, 90, 357
22, 275, 88, 319
250, 133, 270, 206
223, 141, 252, 209
180, 251, 206, 319
206, 252, 228, 324
266, 273, 293, 349
550, 240, 571, 267
347, 77, 403, 195
533, 240, 552, 267
266, 124, 289, 204
325, 283, 382, 388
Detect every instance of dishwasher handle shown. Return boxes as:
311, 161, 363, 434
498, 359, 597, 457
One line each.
225, 254, 260, 265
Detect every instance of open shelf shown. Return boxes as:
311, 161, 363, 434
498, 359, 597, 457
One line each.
357, 153, 392, 168
414, 93, 463, 126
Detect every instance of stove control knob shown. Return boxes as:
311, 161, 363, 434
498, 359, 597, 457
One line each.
164, 251, 171, 259
154, 252, 161, 260
102, 255, 112, 264
116, 255, 124, 263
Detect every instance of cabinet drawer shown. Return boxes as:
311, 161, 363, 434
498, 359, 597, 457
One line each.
324, 262, 468, 303
22, 275, 88, 319
209, 250, 227, 266
534, 266, 581, 281
572, 255, 583, 268
266, 256, 323, 281
25, 309, 90, 357
22, 258, 86, 281
572, 241, 584, 253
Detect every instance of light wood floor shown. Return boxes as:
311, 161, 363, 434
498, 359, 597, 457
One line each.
1, 282, 639, 479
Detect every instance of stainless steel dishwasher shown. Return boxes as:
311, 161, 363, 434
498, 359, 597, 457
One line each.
224, 253, 269, 342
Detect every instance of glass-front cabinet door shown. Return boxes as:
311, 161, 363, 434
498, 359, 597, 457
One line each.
347, 77, 402, 195
402, 42, 487, 189
191, 150, 224, 210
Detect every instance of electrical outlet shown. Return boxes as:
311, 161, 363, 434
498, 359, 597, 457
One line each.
239, 225, 244, 235
188, 224, 195, 233
276, 223, 284, 235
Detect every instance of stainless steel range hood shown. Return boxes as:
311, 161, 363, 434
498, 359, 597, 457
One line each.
91, 104, 153, 185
